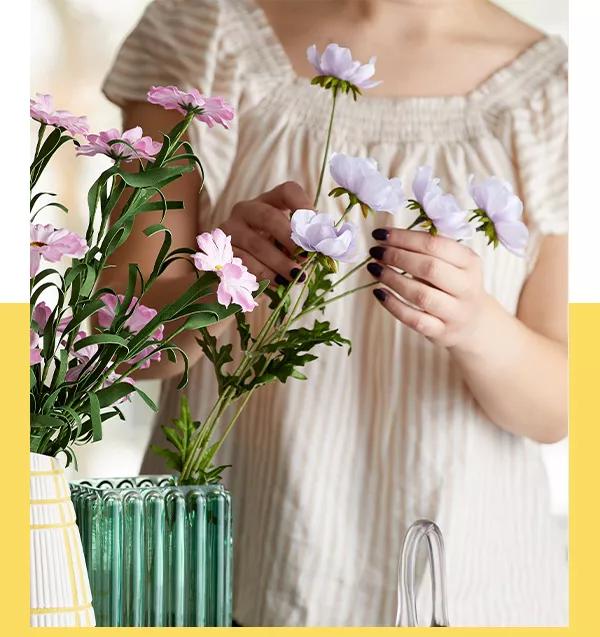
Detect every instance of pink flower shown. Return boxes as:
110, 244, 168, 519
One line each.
30, 93, 89, 136
307, 44, 381, 91
30, 223, 88, 277
216, 262, 259, 312
32, 302, 52, 332
193, 228, 234, 272
30, 330, 42, 365
98, 294, 164, 369
147, 85, 235, 128
76, 126, 162, 162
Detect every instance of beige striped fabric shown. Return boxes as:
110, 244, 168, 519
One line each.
30, 453, 95, 627
104, 0, 568, 626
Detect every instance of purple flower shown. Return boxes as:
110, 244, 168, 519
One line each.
307, 44, 381, 93
291, 209, 358, 263
409, 166, 473, 240
147, 85, 235, 128
32, 302, 52, 332
30, 330, 42, 365
98, 294, 164, 369
30, 93, 89, 136
76, 127, 162, 162
30, 223, 88, 277
468, 175, 529, 256
329, 153, 404, 216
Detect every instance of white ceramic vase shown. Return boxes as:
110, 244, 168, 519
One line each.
30, 452, 95, 627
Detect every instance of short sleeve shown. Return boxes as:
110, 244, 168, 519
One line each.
102, 0, 243, 208
511, 61, 568, 263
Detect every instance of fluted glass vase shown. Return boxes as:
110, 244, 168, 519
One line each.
69, 476, 232, 627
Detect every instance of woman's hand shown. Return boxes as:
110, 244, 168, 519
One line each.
367, 227, 493, 351
220, 181, 312, 286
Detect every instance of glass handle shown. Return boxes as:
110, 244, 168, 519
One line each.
395, 519, 450, 627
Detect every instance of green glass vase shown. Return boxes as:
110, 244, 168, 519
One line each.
69, 476, 232, 627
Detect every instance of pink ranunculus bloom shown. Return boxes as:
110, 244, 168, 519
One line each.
193, 228, 234, 272
291, 209, 358, 263
411, 166, 473, 240
30, 93, 90, 136
30, 223, 88, 277
216, 262, 259, 313
30, 330, 42, 365
76, 126, 162, 162
306, 44, 381, 90
147, 85, 235, 128
32, 301, 52, 333
468, 175, 529, 257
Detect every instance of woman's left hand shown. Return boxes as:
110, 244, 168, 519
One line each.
367, 227, 495, 350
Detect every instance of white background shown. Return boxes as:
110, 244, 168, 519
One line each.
8, 1, 589, 516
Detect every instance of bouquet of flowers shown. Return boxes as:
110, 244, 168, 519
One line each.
153, 44, 529, 485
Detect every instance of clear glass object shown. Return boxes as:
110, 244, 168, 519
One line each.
69, 476, 232, 627
395, 519, 449, 627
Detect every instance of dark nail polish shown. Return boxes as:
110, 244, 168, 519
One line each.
373, 288, 387, 302
369, 246, 386, 260
367, 262, 383, 277
290, 268, 307, 282
275, 274, 289, 286
372, 228, 389, 241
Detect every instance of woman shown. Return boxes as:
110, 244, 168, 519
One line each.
101, 0, 568, 626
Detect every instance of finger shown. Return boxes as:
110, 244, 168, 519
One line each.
366, 262, 458, 321
233, 226, 304, 282
236, 201, 297, 254
232, 246, 277, 286
372, 288, 445, 339
372, 227, 475, 268
258, 180, 313, 213
369, 246, 466, 296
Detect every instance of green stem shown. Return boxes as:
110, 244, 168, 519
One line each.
313, 89, 338, 208
34, 124, 46, 159
292, 281, 377, 324
335, 202, 354, 227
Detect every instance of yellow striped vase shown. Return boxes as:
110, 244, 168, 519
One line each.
30, 452, 95, 627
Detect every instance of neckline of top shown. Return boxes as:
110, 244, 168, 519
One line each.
242, 0, 567, 109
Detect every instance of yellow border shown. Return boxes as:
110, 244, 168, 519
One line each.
3, 302, 599, 635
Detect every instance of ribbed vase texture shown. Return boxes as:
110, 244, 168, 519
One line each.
30, 452, 95, 627
69, 476, 232, 627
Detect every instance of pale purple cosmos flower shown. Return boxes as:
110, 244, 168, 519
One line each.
216, 262, 259, 313
410, 166, 473, 240
30, 93, 89, 136
30, 223, 88, 277
76, 127, 162, 162
193, 228, 234, 272
468, 175, 529, 256
98, 294, 164, 369
291, 209, 358, 263
32, 302, 52, 332
147, 85, 235, 128
329, 153, 405, 216
307, 44, 381, 91
30, 330, 42, 365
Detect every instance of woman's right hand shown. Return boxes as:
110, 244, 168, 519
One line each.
220, 181, 313, 285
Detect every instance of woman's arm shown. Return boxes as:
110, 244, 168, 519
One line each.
368, 229, 567, 443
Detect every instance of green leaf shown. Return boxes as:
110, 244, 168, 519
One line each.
88, 392, 103, 442
134, 386, 158, 411
73, 333, 129, 350
95, 382, 136, 408
138, 200, 184, 213
117, 163, 194, 189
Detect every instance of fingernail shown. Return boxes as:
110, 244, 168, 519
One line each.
275, 274, 289, 286
373, 288, 387, 302
372, 228, 389, 241
367, 262, 383, 277
369, 246, 386, 260
290, 268, 307, 282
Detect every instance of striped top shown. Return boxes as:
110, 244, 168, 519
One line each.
104, 0, 568, 627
